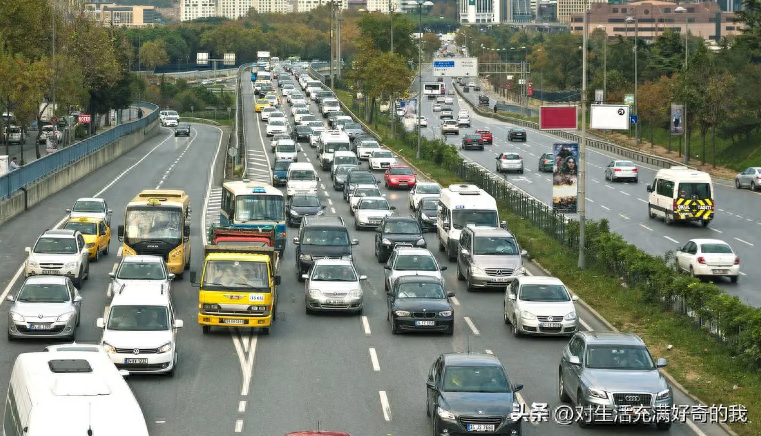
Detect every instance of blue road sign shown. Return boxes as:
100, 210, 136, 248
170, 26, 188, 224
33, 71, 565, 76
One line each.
630, 115, 638, 125
433, 61, 455, 68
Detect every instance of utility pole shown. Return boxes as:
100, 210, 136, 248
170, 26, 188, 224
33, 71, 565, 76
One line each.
329, 1, 334, 89
337, 10, 343, 80
578, 5, 589, 269
633, 17, 639, 147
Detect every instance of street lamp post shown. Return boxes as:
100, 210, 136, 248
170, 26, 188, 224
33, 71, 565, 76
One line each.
676, 6, 689, 164
578, 4, 589, 269
597, 25, 606, 102
626, 16, 639, 147
408, 0, 434, 160
521, 45, 527, 115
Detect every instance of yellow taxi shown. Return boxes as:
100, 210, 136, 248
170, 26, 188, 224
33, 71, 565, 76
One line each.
63, 217, 111, 261
255, 99, 269, 112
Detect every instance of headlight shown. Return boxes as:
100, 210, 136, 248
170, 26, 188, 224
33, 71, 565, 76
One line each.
564, 311, 577, 320
390, 178, 398, 183
514, 267, 526, 275
382, 238, 392, 245
299, 254, 312, 261
394, 310, 410, 317
57, 312, 76, 322
86, 243, 95, 248
521, 311, 537, 320
437, 407, 456, 420
309, 289, 323, 298
27, 260, 38, 268
316, 209, 325, 216
64, 262, 78, 269
471, 265, 486, 275
439, 310, 453, 317
421, 213, 432, 220
656, 389, 671, 400
415, 238, 426, 246
290, 209, 299, 216
10, 312, 24, 323
348, 289, 363, 298
102, 342, 116, 354
588, 388, 608, 399
157, 342, 172, 354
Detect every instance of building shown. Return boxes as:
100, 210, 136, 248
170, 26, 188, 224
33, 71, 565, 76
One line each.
458, 0, 500, 23
181, 0, 217, 20
293, 0, 349, 12
511, 0, 532, 21
220, 0, 254, 17
556, 0, 605, 23
570, 1, 743, 41
537, 0, 557, 21
85, 3, 162, 26
250, 0, 293, 13
365, 0, 401, 12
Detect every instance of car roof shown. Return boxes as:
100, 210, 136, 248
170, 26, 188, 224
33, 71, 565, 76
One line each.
579, 331, 645, 346
74, 197, 104, 203
23, 275, 70, 285
393, 246, 434, 256
516, 276, 564, 286
465, 226, 515, 238
352, 184, 378, 190
42, 229, 77, 237
110, 289, 171, 306
66, 216, 105, 224
119, 255, 165, 264
312, 258, 355, 266
395, 274, 441, 285
442, 352, 503, 367
689, 238, 731, 246
384, 216, 417, 223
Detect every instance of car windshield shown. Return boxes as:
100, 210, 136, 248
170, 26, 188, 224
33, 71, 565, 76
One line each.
202, 260, 269, 290
311, 264, 357, 281
442, 366, 510, 393
503, 154, 521, 160
361, 142, 380, 149
124, 208, 183, 242
334, 156, 357, 166
465, 135, 481, 140
420, 199, 438, 211
451, 210, 499, 229
263, 107, 276, 113
297, 126, 311, 133
359, 199, 389, 210
116, 262, 167, 280
345, 123, 361, 129
336, 165, 357, 176
519, 284, 570, 302
295, 109, 310, 114
270, 120, 285, 126
17, 283, 70, 303
677, 182, 711, 199
700, 243, 733, 254
373, 152, 393, 159
64, 222, 97, 235
542, 154, 554, 161
474, 237, 518, 255
389, 167, 413, 175
616, 161, 635, 167
72, 201, 104, 213
107, 306, 169, 331
34, 237, 77, 254
417, 185, 441, 194
354, 188, 381, 197
308, 122, 324, 128
585, 345, 656, 370
290, 170, 315, 181
301, 228, 349, 246
394, 254, 437, 271
291, 196, 320, 207
274, 161, 291, 171
396, 282, 445, 298
349, 173, 375, 184
235, 194, 285, 222
277, 144, 296, 153
385, 220, 421, 234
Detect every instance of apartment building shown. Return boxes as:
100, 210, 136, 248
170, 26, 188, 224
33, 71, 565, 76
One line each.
365, 0, 401, 13
556, 0, 606, 23
85, 3, 162, 26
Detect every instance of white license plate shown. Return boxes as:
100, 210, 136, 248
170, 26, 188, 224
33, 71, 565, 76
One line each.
491, 277, 509, 282
42, 270, 59, 275
415, 320, 435, 326
326, 299, 343, 305
712, 269, 729, 274
467, 424, 495, 432
222, 319, 247, 325
29, 324, 51, 330
541, 322, 563, 328
124, 358, 148, 364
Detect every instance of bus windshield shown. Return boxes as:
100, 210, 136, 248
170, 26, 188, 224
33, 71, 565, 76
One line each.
125, 207, 183, 243
451, 209, 499, 229
235, 195, 284, 222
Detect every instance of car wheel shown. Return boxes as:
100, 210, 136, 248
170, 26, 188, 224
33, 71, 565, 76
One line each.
689, 266, 696, 279
577, 391, 591, 427
512, 317, 520, 336
94, 249, 100, 262
558, 372, 571, 403
445, 325, 454, 336
355, 220, 360, 231
202, 325, 211, 334
426, 398, 431, 417
438, 237, 445, 252
465, 273, 474, 292
446, 243, 456, 262
664, 213, 674, 225
261, 327, 271, 335
456, 264, 465, 281
648, 205, 656, 219
391, 319, 400, 335
104, 243, 110, 255
306, 302, 315, 314
74, 268, 83, 288
503, 303, 510, 324
752, 181, 757, 191
730, 275, 739, 283
735, 179, 740, 189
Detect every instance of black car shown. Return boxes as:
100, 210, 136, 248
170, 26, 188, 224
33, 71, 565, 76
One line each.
174, 123, 191, 137
387, 276, 454, 335
293, 216, 359, 281
343, 171, 378, 201
333, 164, 359, 190
416, 197, 438, 232
426, 353, 523, 435
292, 125, 313, 142
461, 134, 484, 151
325, 110, 344, 120
374, 217, 426, 262
478, 95, 489, 106
508, 128, 527, 142
538, 152, 554, 172
332, 156, 359, 179
473, 84, 481, 91
286, 194, 325, 227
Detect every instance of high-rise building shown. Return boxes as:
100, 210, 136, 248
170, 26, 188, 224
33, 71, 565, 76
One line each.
556, 0, 605, 23
219, 0, 253, 17
179, 0, 347, 20
85, 3, 163, 26
295, 0, 348, 12
181, 0, 218, 21
458, 0, 500, 23
365, 0, 401, 12
251, 0, 294, 13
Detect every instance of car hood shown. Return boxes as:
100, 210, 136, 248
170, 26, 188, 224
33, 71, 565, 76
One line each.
472, 255, 522, 270
288, 180, 317, 188
12, 301, 73, 321
290, 205, 322, 215
383, 233, 424, 244
299, 244, 351, 257
584, 369, 669, 394
309, 281, 360, 295
29, 252, 80, 263
356, 209, 393, 219
371, 157, 396, 163
388, 175, 415, 181
335, 174, 348, 183
102, 329, 173, 349
517, 301, 574, 317
70, 211, 106, 221
439, 391, 515, 417
277, 152, 297, 158
393, 298, 451, 312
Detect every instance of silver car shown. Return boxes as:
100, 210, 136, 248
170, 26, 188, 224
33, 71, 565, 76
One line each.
558, 332, 673, 430
496, 152, 524, 173
67, 197, 113, 227
7, 276, 81, 341
108, 255, 174, 298
457, 226, 527, 289
354, 197, 395, 229
303, 259, 367, 314
734, 166, 761, 190
503, 276, 578, 336
604, 160, 638, 183
349, 184, 384, 214
383, 246, 446, 293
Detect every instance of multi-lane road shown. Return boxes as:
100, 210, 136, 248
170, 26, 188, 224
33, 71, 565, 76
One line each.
413, 69, 761, 307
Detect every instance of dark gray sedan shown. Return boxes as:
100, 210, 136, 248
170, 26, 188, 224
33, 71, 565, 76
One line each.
174, 123, 191, 137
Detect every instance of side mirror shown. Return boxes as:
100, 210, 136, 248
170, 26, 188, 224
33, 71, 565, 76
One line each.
316, 176, 320, 181
656, 358, 668, 368
119, 370, 130, 378
107, 209, 113, 214
568, 355, 581, 366
25, 247, 31, 253
508, 294, 516, 301
520, 249, 528, 257
6, 295, 14, 302
174, 320, 184, 329
447, 291, 455, 298
460, 248, 469, 256
96, 318, 105, 328
108, 272, 115, 279
496, 156, 500, 160
351, 239, 359, 245
189, 271, 197, 283
168, 273, 176, 281
646, 185, 653, 192
117, 225, 124, 240
572, 295, 579, 301
65, 208, 72, 213
384, 265, 391, 270
301, 274, 309, 280
74, 295, 83, 303
440, 266, 448, 271
513, 383, 524, 393
359, 275, 368, 280
293, 237, 300, 245
500, 220, 507, 229
274, 276, 281, 285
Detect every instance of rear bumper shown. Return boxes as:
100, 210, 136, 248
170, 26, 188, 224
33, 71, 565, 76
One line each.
198, 313, 272, 328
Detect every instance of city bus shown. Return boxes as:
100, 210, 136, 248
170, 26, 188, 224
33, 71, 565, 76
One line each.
117, 190, 192, 277
220, 180, 286, 253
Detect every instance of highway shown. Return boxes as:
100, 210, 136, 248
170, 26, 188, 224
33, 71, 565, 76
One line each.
414, 69, 761, 307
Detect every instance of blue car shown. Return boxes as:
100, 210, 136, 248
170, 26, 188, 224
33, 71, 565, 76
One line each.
272, 159, 291, 187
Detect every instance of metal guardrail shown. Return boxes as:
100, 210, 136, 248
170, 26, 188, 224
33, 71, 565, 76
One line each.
0, 102, 158, 199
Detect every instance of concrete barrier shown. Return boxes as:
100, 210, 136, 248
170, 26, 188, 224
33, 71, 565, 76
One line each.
0, 118, 160, 227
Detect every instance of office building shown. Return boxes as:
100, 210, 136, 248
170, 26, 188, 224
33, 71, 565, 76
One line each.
458, 0, 500, 23
295, 0, 349, 12
556, 0, 605, 23
85, 3, 162, 26
365, 0, 401, 12
181, 0, 218, 20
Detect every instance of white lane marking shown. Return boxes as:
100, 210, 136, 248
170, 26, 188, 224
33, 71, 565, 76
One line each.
155, 420, 166, 424
639, 224, 653, 231
485, 349, 494, 355
709, 228, 723, 234
515, 393, 540, 426
362, 316, 371, 335
747, 218, 754, 222
369, 348, 381, 372
717, 208, 724, 212
117, 246, 123, 257
664, 236, 679, 244
740, 272, 747, 276
155, 128, 199, 189
600, 205, 611, 211
234, 419, 243, 433
451, 296, 461, 306
637, 198, 647, 203
231, 332, 258, 396
200, 127, 225, 245
463, 316, 480, 335
580, 318, 592, 331
592, 179, 600, 183
379, 391, 392, 422
734, 237, 754, 247
586, 198, 594, 203
686, 418, 708, 436
331, 207, 336, 213
238, 401, 246, 413
306, 157, 311, 163
619, 214, 630, 220
0, 266, 25, 307
605, 185, 615, 190
320, 183, 326, 190
328, 198, 333, 205
620, 191, 631, 196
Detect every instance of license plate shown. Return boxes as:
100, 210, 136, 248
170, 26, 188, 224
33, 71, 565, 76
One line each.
712, 269, 729, 274
42, 270, 59, 275
491, 277, 509, 282
124, 358, 148, 364
415, 320, 435, 326
540, 322, 563, 328
467, 424, 495, 432
326, 299, 344, 305
221, 319, 247, 325
29, 324, 51, 330
399, 182, 408, 185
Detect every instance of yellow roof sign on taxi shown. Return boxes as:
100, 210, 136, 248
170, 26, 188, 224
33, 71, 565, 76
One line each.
147, 198, 162, 206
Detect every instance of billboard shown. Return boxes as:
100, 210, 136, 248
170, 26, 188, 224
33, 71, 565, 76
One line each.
433, 58, 478, 78
540, 106, 578, 130
552, 143, 579, 214
590, 104, 630, 130
196, 52, 209, 66
671, 103, 684, 136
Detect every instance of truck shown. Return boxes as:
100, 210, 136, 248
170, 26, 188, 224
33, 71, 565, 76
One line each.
423, 82, 445, 99
194, 226, 281, 335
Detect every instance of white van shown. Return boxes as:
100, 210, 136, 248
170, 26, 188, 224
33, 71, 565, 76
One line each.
436, 184, 504, 261
159, 110, 179, 127
647, 166, 715, 226
4, 351, 149, 436
316, 130, 351, 170
287, 162, 319, 198
321, 98, 341, 117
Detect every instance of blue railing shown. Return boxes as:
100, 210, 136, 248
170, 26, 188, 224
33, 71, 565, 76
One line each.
0, 102, 158, 199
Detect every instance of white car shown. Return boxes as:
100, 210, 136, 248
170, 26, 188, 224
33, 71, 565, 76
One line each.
266, 119, 289, 136
604, 160, 639, 183
348, 184, 384, 214
291, 102, 308, 115
25, 229, 90, 287
108, 255, 174, 298
293, 108, 312, 123
309, 125, 326, 147
275, 140, 299, 161
282, 84, 295, 96
436, 96, 446, 104
264, 95, 279, 106
368, 149, 397, 170
441, 120, 459, 135
496, 152, 524, 173
458, 109, 469, 117
416, 116, 428, 127
290, 94, 307, 106
354, 197, 396, 229
357, 141, 382, 160
383, 247, 445, 292
457, 115, 471, 127
444, 96, 454, 104
467, 81, 476, 87
504, 276, 579, 336
432, 104, 442, 112
297, 115, 318, 126
675, 239, 740, 282
159, 110, 179, 126
270, 133, 292, 151
268, 111, 287, 124
66, 197, 113, 227
261, 106, 277, 121
408, 182, 441, 210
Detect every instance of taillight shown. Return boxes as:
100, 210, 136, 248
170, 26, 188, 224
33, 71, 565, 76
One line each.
734, 257, 740, 265
615, 168, 621, 172
632, 168, 638, 172
697, 257, 706, 264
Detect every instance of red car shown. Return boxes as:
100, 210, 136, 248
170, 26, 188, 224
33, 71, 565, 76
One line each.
476, 128, 493, 144
384, 164, 417, 189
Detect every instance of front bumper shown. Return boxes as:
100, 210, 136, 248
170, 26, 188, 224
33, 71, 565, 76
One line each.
468, 271, 524, 288
175, 130, 190, 136
306, 296, 363, 312
393, 315, 453, 333
333, 180, 346, 190
583, 394, 673, 424
8, 315, 77, 339
517, 317, 577, 335
434, 415, 521, 436
109, 349, 175, 374
388, 180, 415, 189
198, 312, 272, 328
25, 264, 80, 280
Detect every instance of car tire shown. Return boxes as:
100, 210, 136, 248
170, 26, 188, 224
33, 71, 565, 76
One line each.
355, 221, 360, 231
577, 392, 591, 428
752, 181, 757, 191
465, 273, 474, 292
503, 303, 510, 324
202, 325, 211, 334
94, 249, 100, 262
438, 238, 445, 252
457, 264, 465, 281
391, 319, 399, 335
730, 275, 739, 283
445, 325, 454, 336
104, 243, 110, 255
558, 372, 571, 403
648, 205, 656, 219
261, 327, 271, 335
512, 317, 521, 337
689, 266, 696, 279
306, 303, 315, 315
664, 213, 674, 226
426, 398, 431, 417
735, 179, 740, 189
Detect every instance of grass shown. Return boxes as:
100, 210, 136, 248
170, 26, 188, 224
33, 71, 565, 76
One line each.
337, 90, 758, 436
179, 111, 233, 126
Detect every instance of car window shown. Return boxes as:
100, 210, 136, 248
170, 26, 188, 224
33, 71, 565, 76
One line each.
116, 262, 167, 280
585, 345, 656, 370
277, 144, 296, 152
34, 237, 77, 254
17, 283, 70, 303
107, 305, 169, 331
311, 264, 357, 281
700, 243, 732, 254
503, 154, 521, 160
359, 199, 389, 210
396, 282, 445, 298
291, 196, 320, 207
474, 236, 518, 255
442, 366, 510, 393
301, 228, 349, 246
290, 170, 315, 180
394, 254, 437, 271
417, 185, 440, 194
64, 222, 97, 235
616, 161, 635, 167
518, 284, 570, 302
388, 167, 413, 175
73, 201, 104, 213
676, 182, 711, 199
384, 220, 421, 234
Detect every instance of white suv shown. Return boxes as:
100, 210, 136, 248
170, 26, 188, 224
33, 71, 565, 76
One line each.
97, 290, 183, 376
108, 255, 175, 298
159, 110, 179, 127
25, 229, 90, 287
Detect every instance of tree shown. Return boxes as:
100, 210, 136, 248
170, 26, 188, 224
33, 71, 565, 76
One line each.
705, 72, 735, 167
139, 39, 170, 72
0, 0, 54, 59
421, 33, 440, 56
637, 76, 674, 148
735, 0, 761, 53
357, 13, 417, 60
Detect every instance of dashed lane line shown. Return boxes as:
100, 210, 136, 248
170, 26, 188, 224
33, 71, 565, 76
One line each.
639, 224, 653, 231
600, 205, 611, 211
234, 419, 243, 433
331, 207, 336, 213
740, 272, 747, 276
620, 191, 631, 196
664, 236, 680, 244
379, 391, 392, 422
637, 198, 647, 203
619, 214, 630, 220
734, 237, 754, 247
361, 316, 371, 335
463, 317, 480, 335
709, 228, 723, 234
369, 348, 381, 372
238, 401, 246, 413
451, 296, 461, 306
117, 246, 123, 257
586, 198, 594, 203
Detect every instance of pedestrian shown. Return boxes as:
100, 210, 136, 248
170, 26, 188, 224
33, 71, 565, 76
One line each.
493, 105, 497, 114
9, 157, 20, 171
138, 108, 144, 119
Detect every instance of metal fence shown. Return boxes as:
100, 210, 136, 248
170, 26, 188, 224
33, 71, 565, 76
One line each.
0, 102, 158, 199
